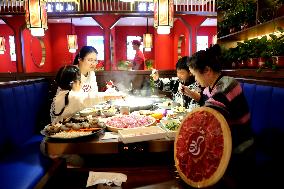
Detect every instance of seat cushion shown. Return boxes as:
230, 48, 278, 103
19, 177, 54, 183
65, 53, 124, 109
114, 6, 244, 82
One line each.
0, 138, 52, 189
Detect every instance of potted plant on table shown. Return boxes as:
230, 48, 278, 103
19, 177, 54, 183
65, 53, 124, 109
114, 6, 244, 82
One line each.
117, 60, 131, 70
269, 27, 284, 67
145, 59, 154, 70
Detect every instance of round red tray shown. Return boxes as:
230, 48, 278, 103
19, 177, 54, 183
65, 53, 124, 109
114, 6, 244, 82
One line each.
174, 107, 232, 188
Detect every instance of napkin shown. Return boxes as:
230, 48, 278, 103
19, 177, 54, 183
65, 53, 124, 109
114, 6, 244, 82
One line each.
86, 172, 127, 187
101, 132, 119, 140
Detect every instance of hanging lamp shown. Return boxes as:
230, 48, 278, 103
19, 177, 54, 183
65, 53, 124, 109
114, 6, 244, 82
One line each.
143, 18, 153, 52
154, 0, 174, 34
67, 18, 78, 53
25, 0, 48, 37
0, 36, 5, 55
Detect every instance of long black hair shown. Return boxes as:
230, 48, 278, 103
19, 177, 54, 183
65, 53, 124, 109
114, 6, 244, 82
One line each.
188, 44, 222, 73
73, 46, 98, 65
52, 65, 81, 116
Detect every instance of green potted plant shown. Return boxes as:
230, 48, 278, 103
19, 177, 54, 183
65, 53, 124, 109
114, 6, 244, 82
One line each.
145, 59, 154, 70
245, 38, 260, 67
117, 60, 131, 70
269, 27, 284, 67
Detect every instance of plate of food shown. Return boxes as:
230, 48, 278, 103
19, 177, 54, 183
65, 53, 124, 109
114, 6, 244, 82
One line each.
156, 100, 173, 110
41, 117, 105, 140
174, 107, 232, 188
105, 114, 156, 132
160, 119, 181, 138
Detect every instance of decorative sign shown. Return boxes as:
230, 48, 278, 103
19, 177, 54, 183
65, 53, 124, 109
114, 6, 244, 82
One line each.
0, 36, 5, 54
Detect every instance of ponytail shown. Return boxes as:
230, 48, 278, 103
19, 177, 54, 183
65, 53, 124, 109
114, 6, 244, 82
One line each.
188, 44, 222, 73
73, 54, 80, 65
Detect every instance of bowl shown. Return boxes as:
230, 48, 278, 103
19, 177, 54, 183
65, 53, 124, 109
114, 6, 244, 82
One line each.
79, 108, 98, 117
102, 109, 117, 117
160, 119, 181, 138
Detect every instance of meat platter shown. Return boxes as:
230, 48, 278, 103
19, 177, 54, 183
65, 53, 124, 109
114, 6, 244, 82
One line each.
105, 114, 156, 132
174, 107, 232, 188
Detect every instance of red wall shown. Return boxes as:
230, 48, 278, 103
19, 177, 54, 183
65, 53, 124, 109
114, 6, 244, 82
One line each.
0, 24, 17, 73
22, 28, 53, 73
0, 15, 217, 73
49, 23, 75, 72
173, 19, 190, 67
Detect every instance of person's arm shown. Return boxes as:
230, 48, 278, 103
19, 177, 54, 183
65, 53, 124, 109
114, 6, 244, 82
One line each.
89, 71, 98, 92
181, 86, 201, 102
154, 77, 177, 93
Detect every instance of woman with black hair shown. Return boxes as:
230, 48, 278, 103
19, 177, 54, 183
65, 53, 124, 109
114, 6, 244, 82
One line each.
50, 65, 120, 124
73, 46, 99, 93
181, 44, 255, 188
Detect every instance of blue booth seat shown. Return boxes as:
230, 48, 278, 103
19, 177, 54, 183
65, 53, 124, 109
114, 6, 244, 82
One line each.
0, 79, 53, 189
241, 82, 284, 167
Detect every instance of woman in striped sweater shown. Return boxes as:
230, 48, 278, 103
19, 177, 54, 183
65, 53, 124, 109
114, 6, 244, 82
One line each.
181, 44, 255, 188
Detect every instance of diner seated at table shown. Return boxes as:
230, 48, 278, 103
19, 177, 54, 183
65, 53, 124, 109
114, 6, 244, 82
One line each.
151, 56, 201, 109
50, 65, 123, 124
180, 44, 255, 188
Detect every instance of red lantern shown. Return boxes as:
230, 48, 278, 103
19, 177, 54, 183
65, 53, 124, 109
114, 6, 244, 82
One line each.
25, 0, 48, 36
67, 18, 78, 53
154, 0, 174, 34
143, 18, 153, 52
67, 35, 78, 53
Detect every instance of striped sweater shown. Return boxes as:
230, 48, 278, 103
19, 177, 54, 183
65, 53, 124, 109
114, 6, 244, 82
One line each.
200, 75, 253, 149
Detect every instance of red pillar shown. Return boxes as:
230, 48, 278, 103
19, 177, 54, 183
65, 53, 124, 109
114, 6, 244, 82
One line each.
2, 16, 26, 73
92, 15, 120, 71
180, 15, 206, 55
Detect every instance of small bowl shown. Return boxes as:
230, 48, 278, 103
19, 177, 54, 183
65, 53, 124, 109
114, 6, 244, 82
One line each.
102, 109, 117, 117
79, 108, 101, 117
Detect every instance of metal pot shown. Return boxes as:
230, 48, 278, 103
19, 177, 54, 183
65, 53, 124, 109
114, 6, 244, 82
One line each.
109, 96, 155, 112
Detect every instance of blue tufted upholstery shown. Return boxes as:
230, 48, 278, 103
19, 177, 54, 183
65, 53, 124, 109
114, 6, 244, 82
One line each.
241, 82, 284, 166
0, 79, 52, 189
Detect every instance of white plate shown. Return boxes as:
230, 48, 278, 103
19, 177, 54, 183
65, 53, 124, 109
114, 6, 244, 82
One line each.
160, 119, 181, 138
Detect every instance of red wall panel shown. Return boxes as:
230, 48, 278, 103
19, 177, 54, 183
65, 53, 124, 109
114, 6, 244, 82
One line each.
22, 28, 53, 73
49, 23, 74, 72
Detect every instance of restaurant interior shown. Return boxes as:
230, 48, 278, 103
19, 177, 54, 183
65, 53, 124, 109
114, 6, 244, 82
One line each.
0, 0, 284, 188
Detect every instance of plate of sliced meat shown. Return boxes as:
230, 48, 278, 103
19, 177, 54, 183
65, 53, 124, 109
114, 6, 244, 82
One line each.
174, 107, 232, 188
41, 117, 105, 140
105, 114, 156, 132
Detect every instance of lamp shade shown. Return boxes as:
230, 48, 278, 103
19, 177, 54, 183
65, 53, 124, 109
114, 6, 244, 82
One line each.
154, 0, 174, 34
67, 34, 78, 53
0, 36, 5, 54
25, 0, 48, 37
143, 33, 153, 52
